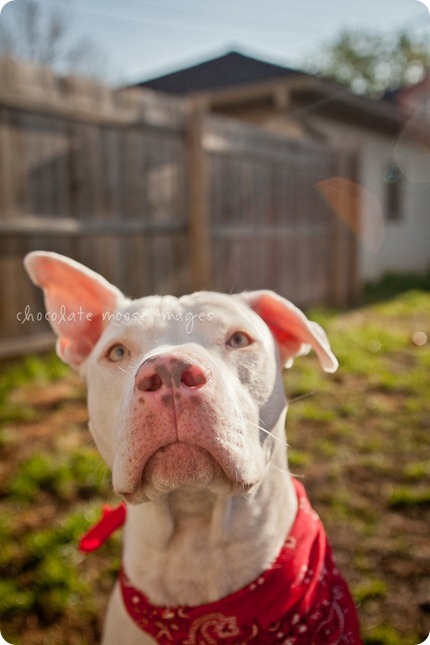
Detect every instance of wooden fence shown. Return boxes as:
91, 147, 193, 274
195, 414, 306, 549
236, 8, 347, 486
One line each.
0, 57, 359, 359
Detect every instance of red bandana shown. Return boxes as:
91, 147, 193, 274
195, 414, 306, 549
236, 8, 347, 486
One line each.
118, 480, 362, 644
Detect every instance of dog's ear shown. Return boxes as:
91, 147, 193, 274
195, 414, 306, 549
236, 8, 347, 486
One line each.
24, 252, 124, 369
241, 290, 338, 373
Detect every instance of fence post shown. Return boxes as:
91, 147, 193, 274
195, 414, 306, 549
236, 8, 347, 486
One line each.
186, 96, 212, 291
339, 152, 361, 307
346, 153, 361, 306
328, 151, 361, 308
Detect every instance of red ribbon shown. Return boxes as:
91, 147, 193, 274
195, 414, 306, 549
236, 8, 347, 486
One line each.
79, 502, 127, 552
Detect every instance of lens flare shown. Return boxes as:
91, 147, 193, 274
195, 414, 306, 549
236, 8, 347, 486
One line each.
317, 177, 385, 252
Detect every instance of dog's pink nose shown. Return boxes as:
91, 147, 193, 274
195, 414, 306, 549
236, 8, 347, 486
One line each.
180, 365, 207, 388
136, 356, 207, 393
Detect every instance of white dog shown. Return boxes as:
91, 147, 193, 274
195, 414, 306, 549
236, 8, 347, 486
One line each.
24, 252, 362, 645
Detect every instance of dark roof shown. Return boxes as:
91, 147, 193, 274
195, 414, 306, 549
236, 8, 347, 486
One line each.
136, 51, 303, 95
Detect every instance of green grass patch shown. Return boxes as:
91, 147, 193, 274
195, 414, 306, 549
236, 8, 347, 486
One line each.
0, 353, 70, 424
0, 353, 69, 396
287, 449, 311, 469
363, 624, 411, 645
388, 486, 430, 508
354, 578, 388, 603
402, 460, 430, 480
0, 499, 121, 627
7, 449, 109, 504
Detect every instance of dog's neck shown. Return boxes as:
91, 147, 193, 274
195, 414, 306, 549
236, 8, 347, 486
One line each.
122, 439, 297, 607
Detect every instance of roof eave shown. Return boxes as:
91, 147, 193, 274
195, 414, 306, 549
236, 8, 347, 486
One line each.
196, 75, 405, 131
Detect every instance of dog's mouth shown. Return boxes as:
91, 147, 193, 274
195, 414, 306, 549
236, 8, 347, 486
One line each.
143, 442, 224, 489
139, 441, 249, 499
120, 441, 255, 503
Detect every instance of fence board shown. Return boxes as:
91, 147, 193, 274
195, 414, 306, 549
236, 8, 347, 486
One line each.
0, 58, 358, 358
204, 115, 347, 306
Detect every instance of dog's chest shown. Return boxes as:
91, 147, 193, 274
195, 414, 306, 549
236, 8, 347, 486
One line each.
117, 480, 362, 644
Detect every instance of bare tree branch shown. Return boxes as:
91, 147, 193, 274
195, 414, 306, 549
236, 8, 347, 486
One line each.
0, 0, 108, 80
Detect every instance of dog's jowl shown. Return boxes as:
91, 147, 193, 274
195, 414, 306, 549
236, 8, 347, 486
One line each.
24, 251, 362, 645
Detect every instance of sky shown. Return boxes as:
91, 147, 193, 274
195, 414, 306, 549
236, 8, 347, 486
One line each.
1, 0, 430, 85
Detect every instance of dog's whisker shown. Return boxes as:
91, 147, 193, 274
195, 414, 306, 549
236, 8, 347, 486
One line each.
268, 460, 305, 480
250, 421, 290, 447
117, 365, 137, 376
268, 462, 288, 476
288, 391, 316, 404
96, 463, 110, 487
248, 420, 290, 448
260, 428, 290, 448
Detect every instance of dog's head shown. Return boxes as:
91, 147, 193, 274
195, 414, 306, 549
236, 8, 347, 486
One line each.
24, 252, 337, 503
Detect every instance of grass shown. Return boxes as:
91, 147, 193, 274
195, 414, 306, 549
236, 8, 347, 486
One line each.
0, 355, 118, 644
0, 282, 429, 644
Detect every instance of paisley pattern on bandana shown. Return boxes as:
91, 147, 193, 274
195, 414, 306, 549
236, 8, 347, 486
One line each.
120, 479, 362, 644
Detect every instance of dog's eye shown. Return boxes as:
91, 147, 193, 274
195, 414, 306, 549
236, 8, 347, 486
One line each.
106, 344, 130, 362
227, 331, 253, 349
